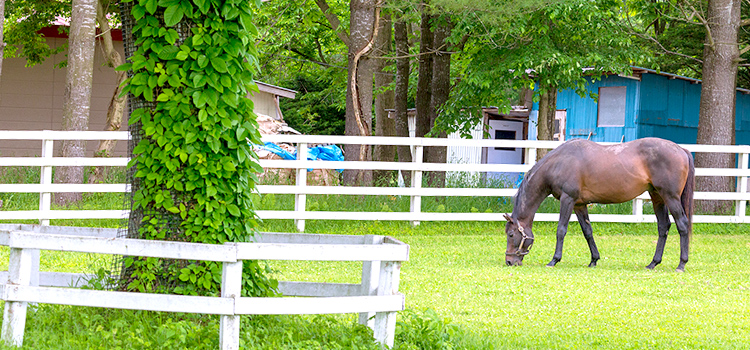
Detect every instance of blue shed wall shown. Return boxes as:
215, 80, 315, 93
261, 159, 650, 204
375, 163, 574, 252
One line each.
635, 73, 700, 144
735, 91, 750, 145
553, 75, 639, 143
534, 71, 750, 144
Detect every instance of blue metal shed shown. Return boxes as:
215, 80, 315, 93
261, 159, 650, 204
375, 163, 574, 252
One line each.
530, 67, 750, 144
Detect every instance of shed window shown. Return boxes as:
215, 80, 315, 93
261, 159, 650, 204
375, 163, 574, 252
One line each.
597, 86, 626, 127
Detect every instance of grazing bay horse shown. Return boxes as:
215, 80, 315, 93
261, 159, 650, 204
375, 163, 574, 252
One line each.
504, 138, 694, 272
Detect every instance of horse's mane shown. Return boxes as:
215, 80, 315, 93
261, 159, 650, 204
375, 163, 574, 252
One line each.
512, 148, 556, 216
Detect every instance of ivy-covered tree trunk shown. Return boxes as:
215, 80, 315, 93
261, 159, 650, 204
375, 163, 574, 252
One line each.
56, 0, 97, 205
695, 0, 741, 214
393, 15, 412, 187
119, 0, 275, 296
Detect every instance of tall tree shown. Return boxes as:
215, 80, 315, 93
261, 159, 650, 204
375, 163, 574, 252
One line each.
344, 0, 379, 185
314, 0, 379, 185
414, 3, 433, 140
393, 13, 412, 186
0, 0, 5, 87
695, 0, 742, 213
118, 0, 275, 296
425, 15, 451, 187
56, 0, 97, 205
373, 12, 396, 184
89, 0, 128, 184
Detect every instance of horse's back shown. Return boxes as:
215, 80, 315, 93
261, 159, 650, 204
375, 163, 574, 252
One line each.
543, 138, 689, 204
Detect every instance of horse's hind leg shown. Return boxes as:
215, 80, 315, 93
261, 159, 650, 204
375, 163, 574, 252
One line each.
574, 204, 600, 267
664, 196, 690, 272
647, 191, 670, 270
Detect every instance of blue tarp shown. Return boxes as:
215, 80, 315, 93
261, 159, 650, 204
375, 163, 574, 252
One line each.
258, 142, 296, 160
256, 142, 344, 172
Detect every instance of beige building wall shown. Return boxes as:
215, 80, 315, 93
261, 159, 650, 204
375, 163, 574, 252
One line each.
1, 37, 294, 157
0, 37, 128, 156
249, 91, 278, 120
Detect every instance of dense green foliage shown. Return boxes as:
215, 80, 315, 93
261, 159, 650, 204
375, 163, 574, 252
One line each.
439, 0, 647, 136
119, 0, 275, 296
252, 0, 348, 135
2, 0, 70, 67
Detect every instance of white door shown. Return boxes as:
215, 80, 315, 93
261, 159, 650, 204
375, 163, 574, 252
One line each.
486, 119, 524, 184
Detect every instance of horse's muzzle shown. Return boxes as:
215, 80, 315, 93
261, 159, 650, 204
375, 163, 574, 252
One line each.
505, 255, 523, 266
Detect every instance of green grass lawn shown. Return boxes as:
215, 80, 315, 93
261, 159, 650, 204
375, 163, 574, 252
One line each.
1, 220, 749, 348
2, 166, 750, 350
268, 221, 750, 349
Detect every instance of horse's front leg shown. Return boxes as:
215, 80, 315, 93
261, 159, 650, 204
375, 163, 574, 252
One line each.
548, 194, 576, 267
574, 204, 600, 267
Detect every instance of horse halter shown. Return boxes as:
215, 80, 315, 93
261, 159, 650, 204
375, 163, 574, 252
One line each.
510, 226, 533, 256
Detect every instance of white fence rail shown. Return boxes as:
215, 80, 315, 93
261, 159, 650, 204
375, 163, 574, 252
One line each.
0, 131, 749, 228
0, 225, 408, 348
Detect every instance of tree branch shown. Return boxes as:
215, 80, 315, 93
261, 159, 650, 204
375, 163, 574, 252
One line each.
314, 0, 350, 47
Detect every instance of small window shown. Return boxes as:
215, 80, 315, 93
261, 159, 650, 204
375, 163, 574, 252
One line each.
494, 130, 516, 151
597, 86, 626, 127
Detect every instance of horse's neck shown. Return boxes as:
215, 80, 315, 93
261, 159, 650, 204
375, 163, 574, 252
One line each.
514, 178, 549, 223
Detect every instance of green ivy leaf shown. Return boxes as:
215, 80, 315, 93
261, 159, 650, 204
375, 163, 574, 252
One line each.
227, 204, 240, 217
211, 57, 228, 73
144, 0, 157, 15
164, 5, 184, 27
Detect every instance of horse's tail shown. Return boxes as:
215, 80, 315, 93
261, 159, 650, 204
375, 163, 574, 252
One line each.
681, 148, 695, 238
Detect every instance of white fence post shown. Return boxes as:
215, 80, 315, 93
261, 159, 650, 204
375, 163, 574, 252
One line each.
39, 135, 54, 226
219, 254, 242, 350
372, 261, 402, 348
410, 145, 424, 227
736, 152, 749, 218
294, 143, 308, 232
525, 146, 537, 168
1, 248, 34, 347
30, 136, 53, 288
358, 235, 382, 328
632, 198, 644, 218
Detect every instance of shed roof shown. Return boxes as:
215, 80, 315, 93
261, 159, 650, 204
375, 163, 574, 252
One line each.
628, 67, 750, 94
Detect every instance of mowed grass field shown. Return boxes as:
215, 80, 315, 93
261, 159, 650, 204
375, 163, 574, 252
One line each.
0, 218, 749, 348
266, 221, 750, 349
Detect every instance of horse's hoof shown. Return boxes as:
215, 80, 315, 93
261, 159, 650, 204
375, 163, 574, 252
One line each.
587, 262, 597, 268
645, 264, 655, 270
675, 267, 685, 273
546, 260, 558, 267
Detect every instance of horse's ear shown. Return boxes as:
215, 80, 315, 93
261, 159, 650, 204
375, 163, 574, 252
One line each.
503, 214, 513, 223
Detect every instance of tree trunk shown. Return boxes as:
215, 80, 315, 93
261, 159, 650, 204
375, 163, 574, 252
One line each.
56, 0, 97, 205
394, 16, 412, 187
695, 0, 741, 214
425, 18, 451, 188
373, 12, 396, 185
89, 0, 127, 184
414, 4, 433, 139
342, 0, 378, 186
536, 84, 557, 161
0, 0, 5, 88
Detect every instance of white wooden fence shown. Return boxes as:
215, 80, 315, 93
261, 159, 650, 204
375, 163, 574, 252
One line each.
0, 224, 408, 348
1, 130, 750, 229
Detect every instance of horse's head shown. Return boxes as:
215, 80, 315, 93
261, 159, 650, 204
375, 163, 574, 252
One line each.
504, 214, 534, 266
